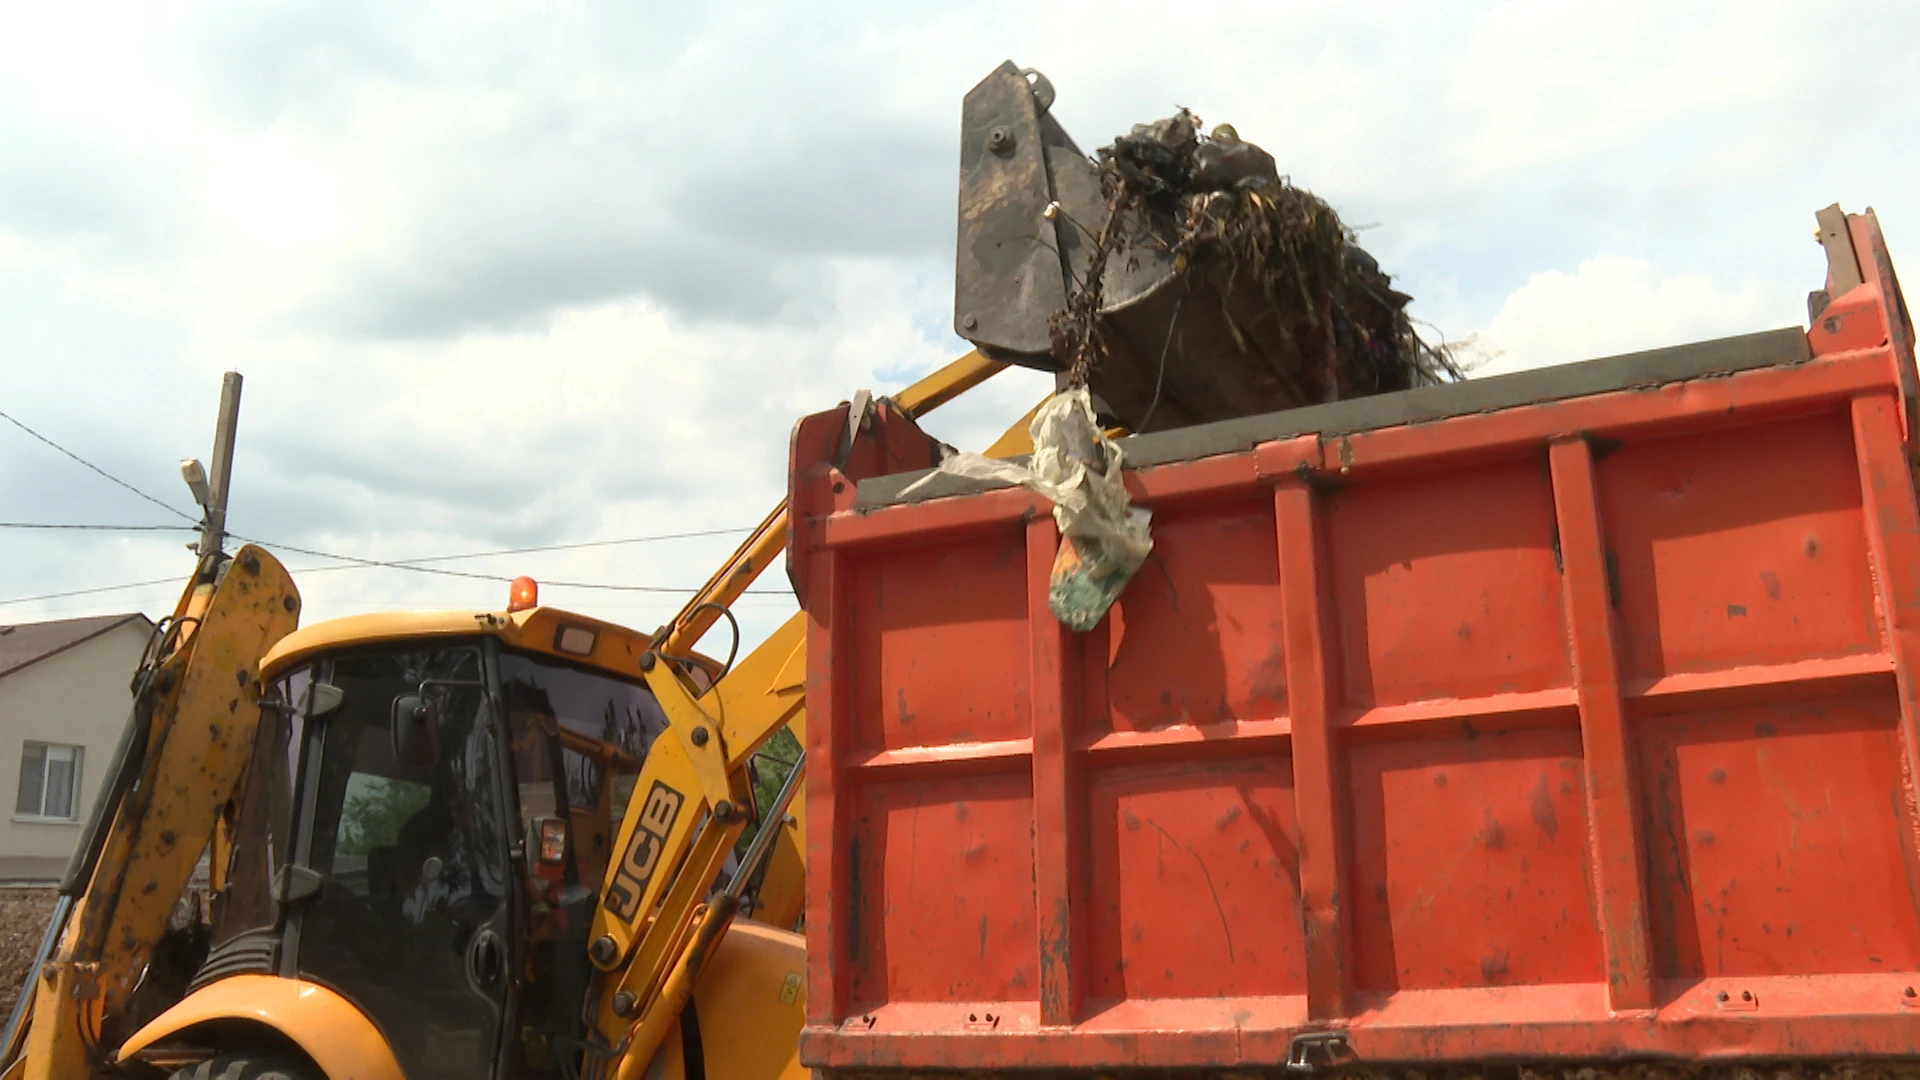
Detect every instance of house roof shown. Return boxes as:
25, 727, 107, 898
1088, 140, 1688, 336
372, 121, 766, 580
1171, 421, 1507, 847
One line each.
0, 613, 153, 681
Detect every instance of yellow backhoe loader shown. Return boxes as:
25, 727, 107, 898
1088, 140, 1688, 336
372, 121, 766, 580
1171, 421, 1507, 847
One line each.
0, 347, 1016, 1080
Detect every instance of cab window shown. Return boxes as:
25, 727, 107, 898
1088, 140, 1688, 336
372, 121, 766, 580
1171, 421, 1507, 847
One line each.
497, 652, 665, 889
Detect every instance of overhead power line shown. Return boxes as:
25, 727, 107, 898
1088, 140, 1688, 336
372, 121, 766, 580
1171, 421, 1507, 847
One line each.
0, 522, 749, 550
0, 562, 795, 607
0, 401, 785, 604
0, 408, 199, 523
287, 526, 756, 570
0, 577, 183, 605
0, 525, 790, 607
0, 522, 195, 532
230, 532, 792, 595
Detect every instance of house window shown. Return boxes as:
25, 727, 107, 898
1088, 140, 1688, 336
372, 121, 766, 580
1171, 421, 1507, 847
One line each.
16, 742, 82, 821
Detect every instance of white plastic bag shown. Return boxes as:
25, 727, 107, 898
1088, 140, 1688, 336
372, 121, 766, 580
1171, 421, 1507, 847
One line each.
903, 388, 1152, 631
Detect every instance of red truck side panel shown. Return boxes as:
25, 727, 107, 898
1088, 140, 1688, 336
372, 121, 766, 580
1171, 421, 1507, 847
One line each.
793, 210, 1920, 1070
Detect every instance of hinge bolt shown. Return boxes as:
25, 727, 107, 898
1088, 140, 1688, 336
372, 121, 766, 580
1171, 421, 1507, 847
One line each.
589, 935, 617, 965
612, 991, 636, 1017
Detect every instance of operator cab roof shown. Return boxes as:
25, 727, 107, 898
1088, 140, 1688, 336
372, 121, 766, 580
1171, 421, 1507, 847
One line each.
259, 607, 717, 692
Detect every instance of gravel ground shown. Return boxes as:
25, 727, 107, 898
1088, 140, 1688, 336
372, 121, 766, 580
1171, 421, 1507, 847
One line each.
0, 888, 57, 1017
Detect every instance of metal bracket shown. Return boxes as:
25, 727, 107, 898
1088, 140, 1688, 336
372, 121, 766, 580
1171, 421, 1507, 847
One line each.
271, 864, 323, 905
1816, 203, 1864, 299
641, 660, 738, 809
1015, 67, 1055, 114
832, 390, 874, 471
1286, 1031, 1351, 1073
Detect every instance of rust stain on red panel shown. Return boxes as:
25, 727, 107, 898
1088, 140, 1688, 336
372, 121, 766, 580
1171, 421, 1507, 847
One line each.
849, 535, 1030, 752
1326, 459, 1571, 711
1595, 414, 1880, 683
1103, 499, 1286, 733
1085, 756, 1304, 1002
847, 773, 1038, 1009
1348, 725, 1602, 991
1638, 699, 1920, 979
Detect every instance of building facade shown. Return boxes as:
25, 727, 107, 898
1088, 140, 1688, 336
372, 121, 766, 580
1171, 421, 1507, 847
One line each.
0, 614, 153, 883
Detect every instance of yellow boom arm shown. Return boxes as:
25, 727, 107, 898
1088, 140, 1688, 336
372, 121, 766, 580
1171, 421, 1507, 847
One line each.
3, 547, 300, 1080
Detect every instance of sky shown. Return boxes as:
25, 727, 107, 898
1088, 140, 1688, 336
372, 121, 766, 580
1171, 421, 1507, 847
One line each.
1, 0, 1916, 657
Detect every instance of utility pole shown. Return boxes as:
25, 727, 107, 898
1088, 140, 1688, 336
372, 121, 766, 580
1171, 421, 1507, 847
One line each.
200, 372, 243, 558
180, 372, 244, 564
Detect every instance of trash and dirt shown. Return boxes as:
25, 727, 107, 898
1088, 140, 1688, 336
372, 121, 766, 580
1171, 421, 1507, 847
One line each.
1054, 108, 1464, 432
905, 388, 1151, 632
0, 888, 56, 1017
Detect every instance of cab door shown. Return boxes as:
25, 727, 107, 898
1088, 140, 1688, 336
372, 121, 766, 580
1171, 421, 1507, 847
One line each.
290, 645, 515, 1080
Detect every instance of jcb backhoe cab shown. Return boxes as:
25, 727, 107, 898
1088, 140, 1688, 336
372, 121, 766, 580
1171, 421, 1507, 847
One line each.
117, 606, 806, 1080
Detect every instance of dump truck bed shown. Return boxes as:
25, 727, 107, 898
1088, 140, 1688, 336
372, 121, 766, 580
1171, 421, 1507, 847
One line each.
788, 208, 1920, 1073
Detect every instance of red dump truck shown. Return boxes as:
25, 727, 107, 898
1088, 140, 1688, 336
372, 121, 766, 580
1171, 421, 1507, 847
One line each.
787, 205, 1920, 1074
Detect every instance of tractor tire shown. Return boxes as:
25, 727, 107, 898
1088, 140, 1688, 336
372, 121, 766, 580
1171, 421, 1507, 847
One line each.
169, 1054, 324, 1080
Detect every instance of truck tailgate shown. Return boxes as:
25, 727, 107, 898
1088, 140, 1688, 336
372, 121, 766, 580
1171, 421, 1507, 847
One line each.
789, 208, 1920, 1072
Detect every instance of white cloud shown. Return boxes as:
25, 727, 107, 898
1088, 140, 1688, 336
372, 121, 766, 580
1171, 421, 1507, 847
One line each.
1469, 256, 1794, 377
1451, 3, 1800, 177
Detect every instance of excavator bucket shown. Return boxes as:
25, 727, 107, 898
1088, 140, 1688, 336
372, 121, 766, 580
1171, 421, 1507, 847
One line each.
954, 61, 1455, 433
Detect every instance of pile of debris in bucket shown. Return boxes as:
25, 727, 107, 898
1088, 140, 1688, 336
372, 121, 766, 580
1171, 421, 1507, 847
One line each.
1054, 110, 1463, 432
953, 64, 1465, 435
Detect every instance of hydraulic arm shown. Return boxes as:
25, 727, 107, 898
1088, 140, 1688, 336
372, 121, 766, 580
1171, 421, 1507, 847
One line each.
2, 547, 300, 1080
